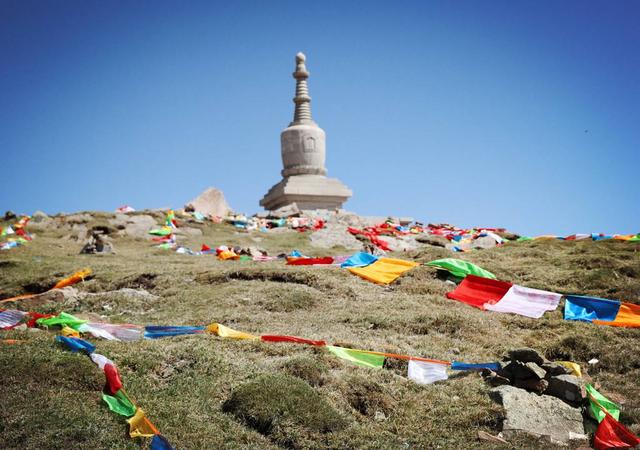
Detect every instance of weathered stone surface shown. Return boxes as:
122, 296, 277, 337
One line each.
185, 187, 231, 217
416, 234, 450, 247
545, 374, 583, 405
109, 214, 156, 239
310, 223, 361, 250
482, 369, 511, 387
507, 348, 545, 365
270, 203, 300, 218
470, 235, 498, 249
32, 211, 49, 222
260, 53, 351, 211
513, 378, 549, 394
490, 385, 586, 445
503, 361, 545, 381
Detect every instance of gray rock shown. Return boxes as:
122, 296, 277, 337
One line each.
507, 348, 545, 365
489, 385, 586, 445
482, 370, 511, 387
185, 187, 231, 217
32, 211, 49, 222
513, 378, 549, 394
545, 374, 583, 405
109, 214, 157, 239
470, 235, 498, 249
269, 202, 301, 218
416, 234, 450, 248
504, 361, 545, 381
310, 223, 361, 250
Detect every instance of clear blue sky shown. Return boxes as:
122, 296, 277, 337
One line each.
1, 0, 638, 235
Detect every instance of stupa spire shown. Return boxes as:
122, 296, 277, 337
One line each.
291, 52, 314, 125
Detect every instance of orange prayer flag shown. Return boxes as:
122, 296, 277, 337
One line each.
593, 302, 640, 328
53, 268, 92, 289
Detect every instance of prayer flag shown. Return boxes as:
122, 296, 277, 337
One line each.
104, 363, 123, 395
451, 361, 501, 371
593, 413, 640, 450
586, 384, 620, 423
56, 335, 95, 354
446, 275, 513, 309
407, 359, 448, 385
326, 346, 385, 368
102, 390, 137, 417
593, 302, 640, 328
564, 295, 621, 322
340, 252, 379, 268
426, 258, 496, 279
0, 309, 27, 329
151, 434, 175, 450
91, 353, 114, 370
127, 408, 158, 438
557, 361, 582, 377
53, 269, 92, 289
206, 323, 257, 340
286, 256, 334, 265
37, 312, 87, 329
484, 285, 562, 318
348, 258, 419, 285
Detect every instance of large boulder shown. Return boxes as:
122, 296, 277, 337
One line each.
185, 188, 231, 217
109, 214, 157, 239
489, 385, 587, 445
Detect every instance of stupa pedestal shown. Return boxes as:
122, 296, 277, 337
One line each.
260, 52, 351, 211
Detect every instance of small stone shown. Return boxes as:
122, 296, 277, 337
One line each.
374, 411, 386, 421
545, 374, 584, 405
416, 234, 450, 248
507, 348, 545, 365
32, 211, 49, 222
482, 370, 511, 387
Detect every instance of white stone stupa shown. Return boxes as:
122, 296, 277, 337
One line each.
260, 52, 352, 211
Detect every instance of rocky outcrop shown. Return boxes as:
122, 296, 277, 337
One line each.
185, 188, 231, 217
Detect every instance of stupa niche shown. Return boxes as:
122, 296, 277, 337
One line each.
260, 52, 352, 211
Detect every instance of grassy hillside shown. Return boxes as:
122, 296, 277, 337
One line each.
1, 216, 638, 449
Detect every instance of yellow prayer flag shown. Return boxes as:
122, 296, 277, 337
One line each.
61, 326, 80, 338
127, 408, 158, 438
206, 323, 258, 340
557, 361, 582, 377
348, 258, 419, 285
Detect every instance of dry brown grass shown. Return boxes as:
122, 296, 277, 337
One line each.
0, 218, 638, 449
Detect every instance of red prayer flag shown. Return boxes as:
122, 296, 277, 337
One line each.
446, 275, 513, 309
286, 257, 334, 266
201, 244, 211, 252
104, 363, 123, 395
594, 413, 640, 450
261, 335, 327, 346
26, 312, 55, 328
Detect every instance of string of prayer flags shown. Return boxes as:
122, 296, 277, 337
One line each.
77, 322, 144, 341
104, 363, 123, 394
340, 251, 379, 268
206, 323, 258, 340
348, 257, 419, 285
426, 258, 496, 280
326, 346, 386, 368
586, 385, 621, 423
261, 335, 327, 346
593, 413, 640, 450
407, 359, 449, 385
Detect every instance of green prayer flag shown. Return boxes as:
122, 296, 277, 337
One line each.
326, 346, 385, 368
37, 312, 87, 329
586, 384, 620, 423
102, 390, 136, 417
517, 236, 533, 242
426, 258, 496, 280
149, 227, 172, 237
